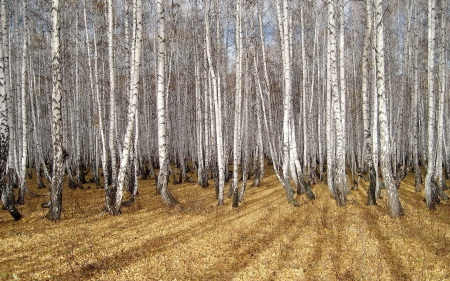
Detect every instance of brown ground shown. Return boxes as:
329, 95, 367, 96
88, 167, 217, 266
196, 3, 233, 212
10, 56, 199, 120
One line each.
0, 167, 450, 281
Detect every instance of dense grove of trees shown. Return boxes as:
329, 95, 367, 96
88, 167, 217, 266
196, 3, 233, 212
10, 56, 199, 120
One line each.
0, 0, 449, 220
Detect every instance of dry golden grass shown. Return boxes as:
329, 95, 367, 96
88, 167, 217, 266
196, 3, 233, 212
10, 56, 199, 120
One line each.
1, 167, 450, 281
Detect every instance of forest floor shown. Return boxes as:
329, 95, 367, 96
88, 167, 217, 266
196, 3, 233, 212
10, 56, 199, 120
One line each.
1, 166, 450, 281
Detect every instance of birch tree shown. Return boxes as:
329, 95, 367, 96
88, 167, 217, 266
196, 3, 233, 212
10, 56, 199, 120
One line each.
411, 2, 421, 192
108, 0, 117, 189
108, 0, 142, 214
362, 0, 377, 205
0, 0, 21, 221
46, 0, 64, 221
204, 0, 225, 205
375, 0, 404, 217
327, 0, 347, 206
275, 0, 313, 206
156, 0, 178, 206
424, 0, 440, 209
17, 0, 28, 205
194, 45, 207, 188
435, 0, 448, 199
231, 0, 243, 207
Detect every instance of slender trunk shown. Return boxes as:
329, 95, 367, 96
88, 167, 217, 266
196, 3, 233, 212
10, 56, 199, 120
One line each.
17, 0, 28, 205
157, 0, 178, 206
112, 0, 144, 214
75, 13, 84, 188
276, 0, 299, 206
104, 0, 117, 212
231, 0, 243, 207
108, 0, 117, 189
204, 0, 224, 205
424, 0, 439, 209
0, 0, 21, 220
371, 7, 380, 198
46, 0, 64, 221
435, 1, 448, 200
326, 9, 335, 196
301, 5, 308, 173
194, 46, 207, 188
363, 0, 376, 205
92, 28, 108, 188
29, 72, 46, 189
329, 0, 347, 206
375, 0, 404, 217
411, 4, 421, 192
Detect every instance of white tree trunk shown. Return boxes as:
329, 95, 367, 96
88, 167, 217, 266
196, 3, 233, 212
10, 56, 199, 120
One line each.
424, 0, 438, 209
108, 0, 117, 188
435, 1, 448, 199
0, 0, 21, 220
112, 0, 143, 214
156, 0, 178, 206
326, 6, 335, 196
74, 14, 83, 188
362, 0, 377, 205
411, 2, 421, 192
231, 0, 243, 207
328, 0, 347, 206
47, 0, 64, 221
339, 0, 346, 159
194, 46, 207, 188
204, 0, 224, 205
17, 0, 28, 205
92, 27, 108, 188
301, 4, 308, 172
375, 0, 404, 217
276, 0, 300, 206
371, 6, 380, 197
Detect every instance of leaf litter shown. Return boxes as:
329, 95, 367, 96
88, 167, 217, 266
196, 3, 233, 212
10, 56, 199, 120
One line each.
0, 166, 449, 280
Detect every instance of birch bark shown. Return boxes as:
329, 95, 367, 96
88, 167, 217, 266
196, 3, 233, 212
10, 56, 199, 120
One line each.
17, 0, 28, 205
276, 0, 300, 206
375, 0, 404, 217
424, 0, 439, 209
108, 0, 117, 188
46, 0, 64, 221
328, 0, 347, 206
111, 0, 144, 214
362, 0, 377, 205
231, 0, 243, 207
435, 1, 448, 199
156, 0, 178, 205
411, 3, 421, 192
0, 0, 21, 220
204, 0, 225, 205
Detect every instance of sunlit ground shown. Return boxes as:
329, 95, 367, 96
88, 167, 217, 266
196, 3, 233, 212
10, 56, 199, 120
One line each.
1, 165, 449, 280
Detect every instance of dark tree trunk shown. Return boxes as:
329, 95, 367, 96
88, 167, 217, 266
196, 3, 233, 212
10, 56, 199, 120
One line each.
140, 161, 150, 180
296, 170, 315, 200
16, 179, 26, 205
157, 160, 179, 206
282, 175, 300, 207
367, 164, 377, 206
425, 178, 440, 209
77, 158, 87, 184
413, 162, 422, 192
252, 160, 261, 187
199, 167, 209, 188
35, 161, 46, 189
122, 159, 138, 208
1, 169, 22, 221
180, 158, 193, 183
168, 164, 180, 185
212, 163, 219, 199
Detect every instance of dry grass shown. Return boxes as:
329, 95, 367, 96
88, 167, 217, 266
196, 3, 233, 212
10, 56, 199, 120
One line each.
1, 166, 450, 281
